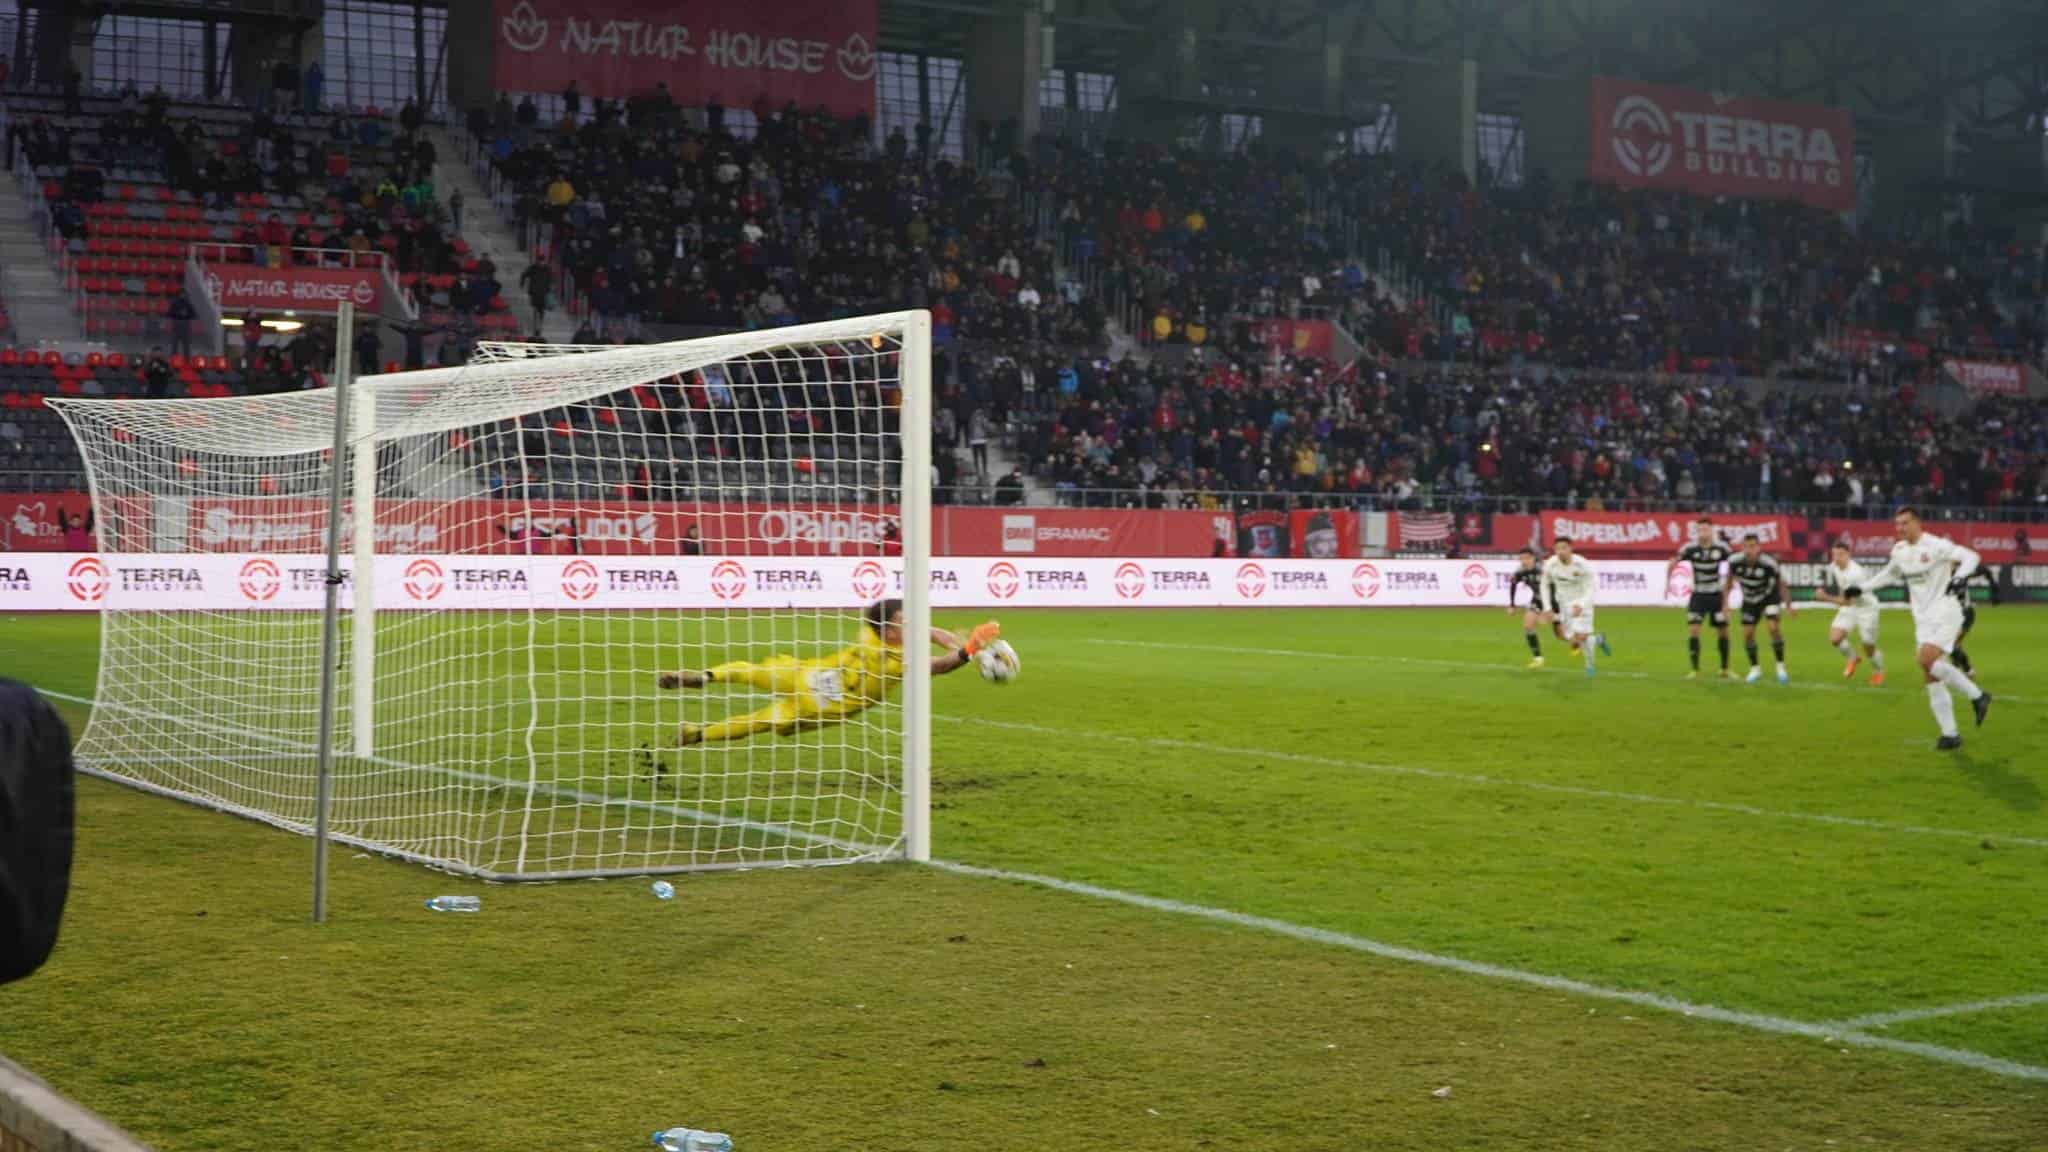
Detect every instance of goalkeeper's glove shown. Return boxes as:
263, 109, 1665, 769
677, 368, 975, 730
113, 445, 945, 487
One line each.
962, 620, 1002, 657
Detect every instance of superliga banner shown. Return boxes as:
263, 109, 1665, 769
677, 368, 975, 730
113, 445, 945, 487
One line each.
1589, 77, 1854, 212
493, 0, 877, 117
0, 554, 1690, 611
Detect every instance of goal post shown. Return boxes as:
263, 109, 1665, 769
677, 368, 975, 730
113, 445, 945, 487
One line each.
51, 310, 934, 881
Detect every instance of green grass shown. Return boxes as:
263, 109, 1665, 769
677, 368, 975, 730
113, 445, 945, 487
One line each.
3, 605, 2047, 1149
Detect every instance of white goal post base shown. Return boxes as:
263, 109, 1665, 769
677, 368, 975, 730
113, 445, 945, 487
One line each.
51, 311, 934, 880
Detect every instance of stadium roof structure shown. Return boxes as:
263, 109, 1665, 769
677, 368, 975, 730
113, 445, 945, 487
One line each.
884, 0, 2048, 140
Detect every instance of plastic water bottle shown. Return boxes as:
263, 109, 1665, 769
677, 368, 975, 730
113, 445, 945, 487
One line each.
651, 881, 676, 900
423, 895, 480, 913
652, 1128, 732, 1151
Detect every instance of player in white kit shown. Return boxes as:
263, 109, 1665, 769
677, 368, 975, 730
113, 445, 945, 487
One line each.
1845, 509, 1991, 749
1815, 541, 1885, 685
1542, 537, 1611, 678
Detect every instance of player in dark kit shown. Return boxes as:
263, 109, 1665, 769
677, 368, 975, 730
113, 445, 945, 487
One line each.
1728, 534, 1792, 683
1506, 546, 1559, 668
1667, 518, 1733, 679
1949, 565, 2001, 675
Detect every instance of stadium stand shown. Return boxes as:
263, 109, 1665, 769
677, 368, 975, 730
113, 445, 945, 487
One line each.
1, 92, 2041, 514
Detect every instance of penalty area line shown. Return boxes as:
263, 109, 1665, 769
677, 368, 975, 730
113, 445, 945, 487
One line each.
1833, 992, 2048, 1032
928, 858, 2048, 1082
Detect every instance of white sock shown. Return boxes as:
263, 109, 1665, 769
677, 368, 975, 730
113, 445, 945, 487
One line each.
1870, 648, 1885, 670
1931, 658, 1982, 701
1835, 639, 1856, 658
1927, 681, 1959, 737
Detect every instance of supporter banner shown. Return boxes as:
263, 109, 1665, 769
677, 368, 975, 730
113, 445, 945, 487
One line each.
1943, 360, 2029, 397
492, 0, 878, 118
1541, 511, 1793, 557
947, 508, 1234, 558
1824, 518, 2039, 565
1589, 77, 1854, 212
1254, 319, 1335, 360
0, 554, 1696, 611
0, 496, 87, 550
1290, 509, 1358, 558
201, 264, 380, 314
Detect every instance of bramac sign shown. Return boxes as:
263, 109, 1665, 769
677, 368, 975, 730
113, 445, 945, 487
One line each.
1589, 77, 1854, 212
202, 264, 381, 314
493, 0, 878, 118
2, 554, 1693, 611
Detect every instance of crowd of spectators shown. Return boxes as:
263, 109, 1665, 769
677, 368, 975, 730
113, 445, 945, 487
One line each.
8, 81, 2047, 517
1007, 344, 2046, 512
476, 89, 1102, 349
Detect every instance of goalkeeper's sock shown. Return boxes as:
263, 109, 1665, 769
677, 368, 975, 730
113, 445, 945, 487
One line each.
1688, 635, 1700, 670
1717, 636, 1731, 670
1524, 630, 1542, 657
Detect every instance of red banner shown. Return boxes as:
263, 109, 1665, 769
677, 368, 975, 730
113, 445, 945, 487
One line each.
1542, 511, 1794, 557
203, 264, 381, 314
1255, 319, 1335, 361
1, 495, 93, 550
1589, 77, 1854, 212
948, 507, 1235, 557
1944, 360, 2029, 397
492, 0, 878, 118
158, 499, 1239, 558
1290, 509, 1358, 558
1825, 519, 2039, 565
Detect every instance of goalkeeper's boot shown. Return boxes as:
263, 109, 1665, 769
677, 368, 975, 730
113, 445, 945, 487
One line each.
1973, 693, 1993, 728
1842, 655, 1860, 679
1936, 735, 1964, 752
658, 671, 710, 690
1744, 666, 1763, 683
677, 723, 705, 747
1526, 656, 1545, 670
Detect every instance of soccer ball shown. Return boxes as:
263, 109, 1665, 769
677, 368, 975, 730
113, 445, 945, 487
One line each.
976, 639, 1020, 684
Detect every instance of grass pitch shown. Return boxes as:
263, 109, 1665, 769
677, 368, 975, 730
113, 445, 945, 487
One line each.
3, 605, 2046, 1149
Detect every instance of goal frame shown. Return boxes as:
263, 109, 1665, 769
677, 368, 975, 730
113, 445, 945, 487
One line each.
53, 309, 934, 883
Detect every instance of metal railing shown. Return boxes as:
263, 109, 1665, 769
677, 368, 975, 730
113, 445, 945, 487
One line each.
929, 485, 2048, 521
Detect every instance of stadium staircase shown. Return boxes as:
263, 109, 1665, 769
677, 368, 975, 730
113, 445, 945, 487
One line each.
428, 125, 580, 346
0, 177, 85, 346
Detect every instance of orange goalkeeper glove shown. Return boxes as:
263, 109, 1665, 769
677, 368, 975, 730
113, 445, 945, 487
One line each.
962, 620, 1002, 657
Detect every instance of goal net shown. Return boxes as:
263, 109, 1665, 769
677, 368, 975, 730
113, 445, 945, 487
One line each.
51, 311, 933, 880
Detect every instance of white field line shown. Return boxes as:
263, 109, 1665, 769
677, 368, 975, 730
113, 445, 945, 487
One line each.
935, 714, 2048, 851
1832, 992, 2048, 1032
929, 859, 2048, 1082
1084, 636, 2033, 703
41, 688, 2048, 1080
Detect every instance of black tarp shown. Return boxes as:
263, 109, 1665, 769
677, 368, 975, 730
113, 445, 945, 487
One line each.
0, 679, 73, 984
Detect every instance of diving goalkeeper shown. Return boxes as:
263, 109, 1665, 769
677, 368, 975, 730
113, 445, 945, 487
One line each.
658, 598, 1000, 746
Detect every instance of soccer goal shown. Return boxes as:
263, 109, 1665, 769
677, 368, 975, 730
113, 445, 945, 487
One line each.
51, 311, 933, 880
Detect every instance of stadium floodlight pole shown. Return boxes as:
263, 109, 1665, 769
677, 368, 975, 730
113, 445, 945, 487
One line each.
311, 301, 355, 923
899, 311, 933, 863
